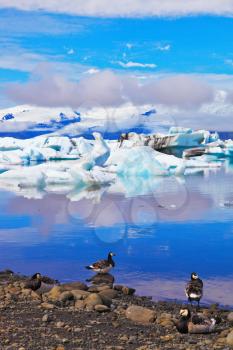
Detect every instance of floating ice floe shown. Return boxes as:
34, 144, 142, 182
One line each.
118, 128, 220, 150
0, 127, 231, 198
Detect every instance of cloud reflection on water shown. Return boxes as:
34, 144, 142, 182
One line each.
0, 169, 232, 305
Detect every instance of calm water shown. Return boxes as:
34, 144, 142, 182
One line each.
0, 160, 233, 306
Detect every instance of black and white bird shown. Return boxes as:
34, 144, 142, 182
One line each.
24, 272, 42, 291
185, 272, 203, 308
85, 252, 116, 274
175, 308, 216, 334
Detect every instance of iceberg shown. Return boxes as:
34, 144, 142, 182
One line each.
0, 167, 46, 188
105, 146, 169, 176
118, 129, 206, 150
0, 123, 231, 200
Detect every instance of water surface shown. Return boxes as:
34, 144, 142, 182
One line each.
0, 165, 233, 306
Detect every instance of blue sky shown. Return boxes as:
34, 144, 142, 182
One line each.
1, 10, 233, 78
0, 2, 233, 130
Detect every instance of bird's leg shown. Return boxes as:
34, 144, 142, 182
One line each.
189, 298, 193, 308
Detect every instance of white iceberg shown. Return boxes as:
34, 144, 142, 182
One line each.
105, 146, 169, 176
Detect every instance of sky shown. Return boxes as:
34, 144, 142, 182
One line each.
0, 1, 233, 130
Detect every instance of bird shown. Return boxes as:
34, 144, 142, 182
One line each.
24, 272, 42, 291
175, 308, 216, 334
85, 252, 116, 274
185, 272, 203, 308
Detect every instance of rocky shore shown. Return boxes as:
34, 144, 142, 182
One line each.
0, 270, 233, 350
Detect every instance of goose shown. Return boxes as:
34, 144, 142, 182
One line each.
185, 272, 203, 308
24, 273, 42, 291
175, 308, 216, 334
85, 252, 116, 274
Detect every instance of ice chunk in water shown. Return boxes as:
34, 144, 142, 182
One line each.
106, 146, 169, 176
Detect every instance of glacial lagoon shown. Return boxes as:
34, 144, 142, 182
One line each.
0, 161, 233, 306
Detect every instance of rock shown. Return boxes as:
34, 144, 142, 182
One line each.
96, 285, 112, 292
113, 285, 124, 291
125, 305, 156, 324
99, 289, 118, 300
46, 286, 63, 300
99, 294, 112, 307
42, 314, 50, 322
119, 335, 128, 341
219, 329, 230, 337
122, 286, 136, 295
216, 337, 226, 345
31, 290, 41, 300
71, 289, 90, 300
159, 319, 174, 327
56, 321, 65, 328
226, 330, 233, 346
227, 312, 233, 322
59, 291, 74, 302
88, 284, 111, 292
94, 304, 110, 312
156, 312, 173, 327
87, 286, 99, 293
75, 300, 85, 309
115, 283, 137, 295
40, 302, 55, 310
21, 288, 31, 297
61, 281, 88, 291
88, 273, 114, 286
74, 327, 82, 332
84, 293, 103, 307
160, 335, 174, 342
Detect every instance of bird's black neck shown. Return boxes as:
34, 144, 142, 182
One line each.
176, 318, 189, 333
108, 254, 115, 267
191, 277, 203, 286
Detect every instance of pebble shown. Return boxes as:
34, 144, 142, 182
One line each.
84, 293, 103, 307
227, 312, 233, 322
226, 330, 233, 346
42, 314, 50, 322
75, 300, 85, 309
41, 302, 55, 310
74, 327, 82, 332
56, 321, 65, 328
125, 305, 156, 324
94, 304, 110, 312
2, 271, 233, 350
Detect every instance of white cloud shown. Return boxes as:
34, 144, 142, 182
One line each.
0, 50, 45, 72
4, 70, 233, 130
0, 45, 90, 78
85, 68, 100, 74
6, 70, 125, 108
0, 0, 233, 17
225, 58, 233, 66
156, 44, 171, 51
126, 43, 133, 49
0, 10, 84, 35
67, 48, 75, 55
117, 61, 157, 69
6, 68, 215, 111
